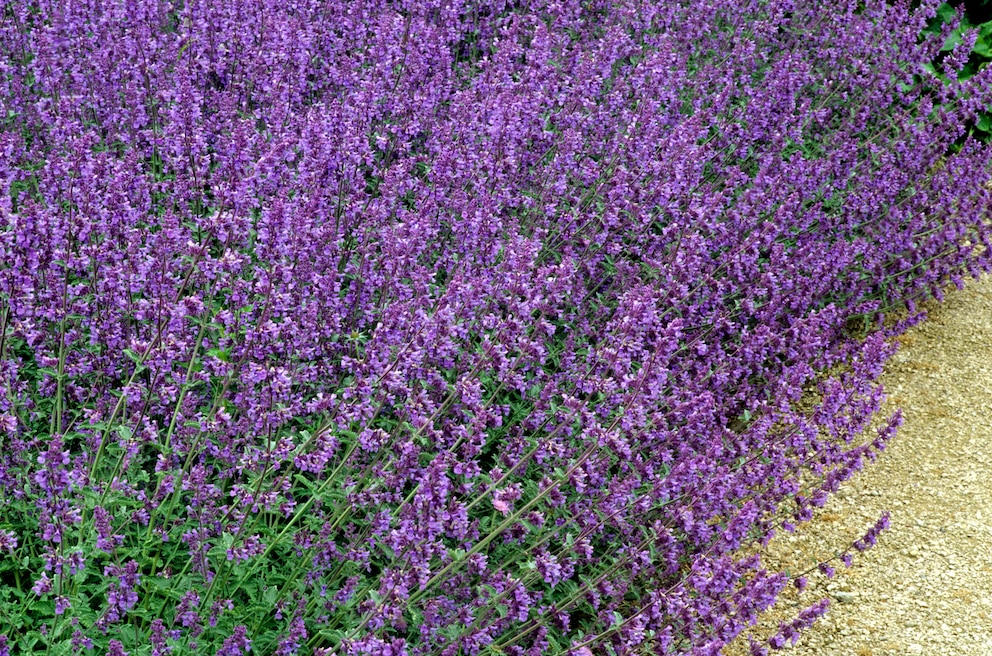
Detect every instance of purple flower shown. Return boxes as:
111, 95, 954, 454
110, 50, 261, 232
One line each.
70, 629, 92, 651
216, 625, 252, 656
92, 506, 122, 553
31, 573, 52, 596
0, 531, 16, 554
103, 560, 140, 623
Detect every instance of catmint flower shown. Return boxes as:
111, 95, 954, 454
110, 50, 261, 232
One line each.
31, 572, 52, 596
535, 550, 569, 587
492, 483, 522, 516
93, 506, 122, 553
0, 530, 16, 553
227, 535, 265, 562
749, 636, 769, 656
769, 599, 830, 650
104, 561, 141, 622
149, 619, 177, 656
855, 511, 891, 551
216, 625, 252, 656
175, 590, 202, 632
210, 599, 234, 627
70, 629, 92, 651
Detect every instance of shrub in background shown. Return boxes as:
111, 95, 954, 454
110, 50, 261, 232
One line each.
928, 1, 992, 141
0, 1, 990, 654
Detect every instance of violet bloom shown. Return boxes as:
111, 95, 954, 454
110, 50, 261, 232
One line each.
31, 572, 52, 596
103, 560, 141, 623
0, 531, 16, 554
216, 625, 252, 656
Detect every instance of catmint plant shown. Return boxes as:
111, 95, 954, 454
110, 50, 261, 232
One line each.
0, 0, 990, 654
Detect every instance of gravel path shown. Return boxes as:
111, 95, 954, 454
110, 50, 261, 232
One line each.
724, 275, 992, 655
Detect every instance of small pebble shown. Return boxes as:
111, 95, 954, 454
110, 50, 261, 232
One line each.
833, 591, 856, 604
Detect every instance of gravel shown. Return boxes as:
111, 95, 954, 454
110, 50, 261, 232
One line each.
723, 275, 992, 656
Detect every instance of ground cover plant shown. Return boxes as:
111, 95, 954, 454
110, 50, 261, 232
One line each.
1, 0, 991, 654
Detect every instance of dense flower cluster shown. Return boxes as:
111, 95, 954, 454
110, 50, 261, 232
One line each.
0, 1, 990, 654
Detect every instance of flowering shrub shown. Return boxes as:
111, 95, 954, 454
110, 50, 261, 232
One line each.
928, 1, 992, 142
1, 1, 990, 654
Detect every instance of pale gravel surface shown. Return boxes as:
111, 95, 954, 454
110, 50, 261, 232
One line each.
723, 275, 992, 656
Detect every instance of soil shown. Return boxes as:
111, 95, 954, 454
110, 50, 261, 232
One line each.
723, 275, 992, 656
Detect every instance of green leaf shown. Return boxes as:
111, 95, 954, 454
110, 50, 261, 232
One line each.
207, 347, 231, 362
145, 577, 185, 601
317, 629, 346, 646
124, 348, 144, 364
974, 24, 992, 57
936, 2, 956, 25
941, 28, 965, 52
293, 473, 320, 495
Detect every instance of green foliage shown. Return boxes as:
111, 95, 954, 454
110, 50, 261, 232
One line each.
926, 2, 992, 142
